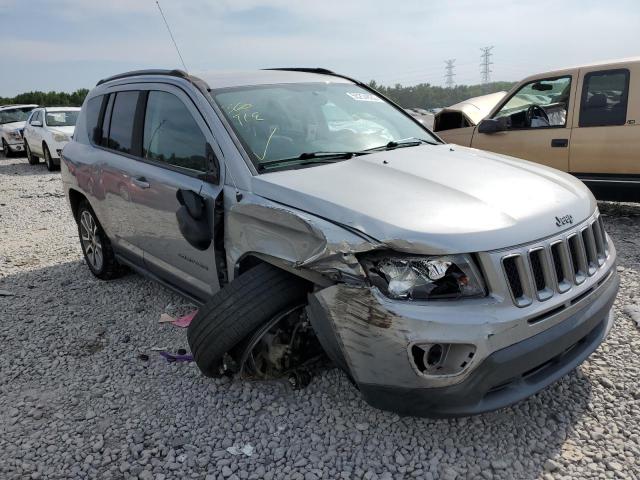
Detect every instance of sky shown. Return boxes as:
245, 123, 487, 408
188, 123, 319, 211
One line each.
1, 0, 639, 96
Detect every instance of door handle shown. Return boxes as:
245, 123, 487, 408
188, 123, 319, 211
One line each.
551, 139, 569, 148
132, 177, 150, 189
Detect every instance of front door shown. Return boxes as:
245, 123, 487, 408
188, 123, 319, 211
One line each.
471, 75, 575, 171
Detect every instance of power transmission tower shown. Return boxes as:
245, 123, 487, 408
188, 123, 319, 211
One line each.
444, 59, 456, 88
480, 46, 494, 84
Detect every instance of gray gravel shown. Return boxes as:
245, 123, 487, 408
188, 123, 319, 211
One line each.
1, 154, 639, 480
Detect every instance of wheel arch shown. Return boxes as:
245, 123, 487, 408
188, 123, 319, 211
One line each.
67, 187, 88, 220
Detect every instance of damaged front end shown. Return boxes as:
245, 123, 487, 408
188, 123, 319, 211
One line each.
223, 195, 618, 417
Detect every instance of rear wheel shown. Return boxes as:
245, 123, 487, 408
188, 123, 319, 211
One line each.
25, 142, 38, 165
76, 200, 123, 280
43, 143, 57, 171
187, 263, 311, 377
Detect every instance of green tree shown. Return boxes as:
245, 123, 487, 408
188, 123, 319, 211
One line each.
0, 89, 89, 107
368, 81, 516, 109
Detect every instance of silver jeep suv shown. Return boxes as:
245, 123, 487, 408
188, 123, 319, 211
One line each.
61, 68, 618, 417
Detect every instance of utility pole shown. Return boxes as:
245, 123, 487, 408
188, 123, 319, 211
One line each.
480, 46, 494, 84
444, 59, 456, 88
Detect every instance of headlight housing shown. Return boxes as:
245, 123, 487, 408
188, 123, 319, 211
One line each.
8, 130, 22, 140
53, 132, 70, 142
360, 253, 486, 300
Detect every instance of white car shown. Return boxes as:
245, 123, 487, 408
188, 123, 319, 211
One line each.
0, 104, 38, 157
23, 107, 80, 170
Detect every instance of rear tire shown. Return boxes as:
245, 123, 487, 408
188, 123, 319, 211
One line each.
188, 263, 310, 377
76, 200, 123, 280
25, 142, 38, 165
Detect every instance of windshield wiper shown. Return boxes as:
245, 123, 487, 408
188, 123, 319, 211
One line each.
364, 137, 437, 152
257, 151, 363, 171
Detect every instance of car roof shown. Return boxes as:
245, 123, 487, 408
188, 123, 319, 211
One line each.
43, 106, 81, 112
520, 56, 640, 83
198, 70, 352, 90
0, 104, 38, 110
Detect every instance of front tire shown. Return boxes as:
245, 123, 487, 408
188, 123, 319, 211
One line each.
25, 142, 39, 165
1, 139, 11, 158
43, 143, 58, 171
76, 200, 123, 280
188, 263, 310, 377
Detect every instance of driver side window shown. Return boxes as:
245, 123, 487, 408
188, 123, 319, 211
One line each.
493, 76, 572, 129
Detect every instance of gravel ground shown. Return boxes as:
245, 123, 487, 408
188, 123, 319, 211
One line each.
1, 153, 639, 480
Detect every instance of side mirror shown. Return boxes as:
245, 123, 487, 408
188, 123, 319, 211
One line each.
176, 189, 205, 220
31, 120, 42, 127
477, 118, 507, 134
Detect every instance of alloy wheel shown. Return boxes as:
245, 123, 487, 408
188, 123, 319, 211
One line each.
80, 210, 104, 271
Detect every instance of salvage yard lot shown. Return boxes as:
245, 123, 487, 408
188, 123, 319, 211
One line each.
1, 154, 639, 480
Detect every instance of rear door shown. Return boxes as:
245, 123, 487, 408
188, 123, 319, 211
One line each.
471, 74, 576, 171
569, 65, 639, 176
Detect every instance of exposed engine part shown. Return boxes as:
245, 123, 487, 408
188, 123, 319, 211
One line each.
234, 305, 327, 386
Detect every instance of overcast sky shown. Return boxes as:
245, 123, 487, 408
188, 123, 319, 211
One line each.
1, 0, 639, 96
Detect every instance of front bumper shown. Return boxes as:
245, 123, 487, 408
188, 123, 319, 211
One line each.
308, 267, 618, 417
7, 141, 24, 152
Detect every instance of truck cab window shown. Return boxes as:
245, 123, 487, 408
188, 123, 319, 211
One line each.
493, 76, 571, 129
579, 69, 629, 127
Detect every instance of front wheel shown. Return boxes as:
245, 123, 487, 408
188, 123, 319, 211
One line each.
1, 139, 11, 158
43, 143, 58, 171
76, 200, 123, 280
188, 263, 311, 377
25, 142, 39, 165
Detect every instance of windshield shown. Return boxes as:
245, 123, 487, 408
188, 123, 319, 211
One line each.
212, 82, 437, 169
0, 107, 35, 125
45, 110, 79, 127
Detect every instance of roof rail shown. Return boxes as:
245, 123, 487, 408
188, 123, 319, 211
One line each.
96, 69, 189, 86
264, 67, 337, 76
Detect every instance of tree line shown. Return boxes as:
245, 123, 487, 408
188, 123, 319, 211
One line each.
0, 89, 90, 107
1, 81, 516, 110
368, 81, 516, 110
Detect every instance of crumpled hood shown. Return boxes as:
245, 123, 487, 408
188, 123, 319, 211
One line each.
251, 144, 596, 254
1, 121, 26, 131
50, 126, 75, 136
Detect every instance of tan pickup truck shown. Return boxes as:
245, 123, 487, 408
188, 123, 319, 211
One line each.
435, 58, 639, 201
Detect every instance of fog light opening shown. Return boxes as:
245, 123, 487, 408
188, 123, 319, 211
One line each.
425, 344, 444, 367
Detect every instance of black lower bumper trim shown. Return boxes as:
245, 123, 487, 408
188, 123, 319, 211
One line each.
359, 272, 619, 418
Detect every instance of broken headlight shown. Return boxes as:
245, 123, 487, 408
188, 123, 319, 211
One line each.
361, 254, 485, 300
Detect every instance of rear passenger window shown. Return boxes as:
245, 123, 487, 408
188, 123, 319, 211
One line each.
579, 69, 630, 127
108, 91, 139, 154
85, 96, 103, 143
143, 91, 207, 172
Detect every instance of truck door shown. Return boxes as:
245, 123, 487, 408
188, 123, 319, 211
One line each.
569, 66, 639, 177
471, 75, 576, 171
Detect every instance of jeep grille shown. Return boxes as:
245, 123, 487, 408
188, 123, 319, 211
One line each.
501, 216, 609, 307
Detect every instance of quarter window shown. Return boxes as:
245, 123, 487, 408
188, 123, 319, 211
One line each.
579, 69, 629, 127
107, 91, 139, 154
143, 91, 207, 172
493, 76, 572, 129
85, 96, 104, 143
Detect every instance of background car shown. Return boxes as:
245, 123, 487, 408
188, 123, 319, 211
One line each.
0, 104, 38, 157
23, 107, 80, 170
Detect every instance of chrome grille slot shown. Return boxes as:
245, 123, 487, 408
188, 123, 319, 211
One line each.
567, 234, 587, 284
503, 255, 523, 299
498, 213, 610, 308
581, 226, 598, 275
